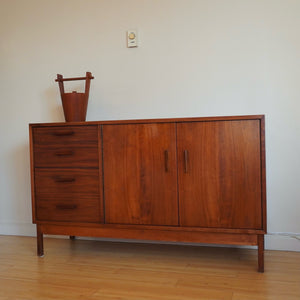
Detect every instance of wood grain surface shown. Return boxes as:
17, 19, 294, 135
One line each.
0, 236, 299, 300
103, 123, 178, 226
177, 120, 262, 229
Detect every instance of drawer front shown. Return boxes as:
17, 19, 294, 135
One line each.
33, 126, 98, 146
35, 169, 99, 196
34, 145, 98, 168
36, 199, 100, 222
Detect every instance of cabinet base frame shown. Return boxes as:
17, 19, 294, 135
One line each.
36, 224, 265, 272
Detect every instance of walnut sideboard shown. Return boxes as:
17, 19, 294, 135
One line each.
29, 115, 266, 272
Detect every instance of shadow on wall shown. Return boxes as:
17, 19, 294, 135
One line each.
8, 143, 33, 228
43, 85, 65, 122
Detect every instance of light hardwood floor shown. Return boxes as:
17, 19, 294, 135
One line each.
0, 235, 299, 300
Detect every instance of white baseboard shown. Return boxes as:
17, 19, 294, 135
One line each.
265, 232, 300, 251
1, 222, 299, 252
0, 222, 36, 237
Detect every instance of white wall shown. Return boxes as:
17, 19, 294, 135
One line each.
0, 0, 299, 251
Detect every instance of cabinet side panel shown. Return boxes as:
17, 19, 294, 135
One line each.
260, 116, 267, 232
29, 125, 36, 223
98, 125, 104, 223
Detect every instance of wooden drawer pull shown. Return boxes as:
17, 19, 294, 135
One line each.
54, 177, 76, 183
56, 204, 77, 210
52, 130, 74, 136
54, 150, 74, 156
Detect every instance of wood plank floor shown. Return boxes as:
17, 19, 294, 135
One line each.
0, 235, 299, 300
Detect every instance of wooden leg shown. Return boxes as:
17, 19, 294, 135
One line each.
70, 236, 76, 240
258, 234, 264, 272
37, 225, 44, 257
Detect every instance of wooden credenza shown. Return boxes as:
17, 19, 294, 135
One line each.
29, 115, 266, 271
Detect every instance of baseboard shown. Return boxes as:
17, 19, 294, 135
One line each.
0, 222, 36, 237
265, 232, 300, 252
1, 222, 299, 252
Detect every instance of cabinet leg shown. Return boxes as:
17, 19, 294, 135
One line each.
70, 236, 76, 240
37, 225, 44, 257
258, 234, 264, 272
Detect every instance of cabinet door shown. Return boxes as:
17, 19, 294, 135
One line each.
103, 123, 178, 225
177, 120, 262, 229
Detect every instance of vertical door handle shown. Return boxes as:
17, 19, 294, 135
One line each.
164, 150, 169, 172
184, 150, 188, 173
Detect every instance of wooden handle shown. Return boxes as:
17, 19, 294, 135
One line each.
52, 130, 74, 136
84, 72, 93, 101
54, 177, 75, 183
56, 74, 65, 97
55, 72, 94, 99
54, 150, 74, 157
164, 150, 169, 172
184, 150, 188, 173
55, 74, 94, 82
55, 204, 77, 210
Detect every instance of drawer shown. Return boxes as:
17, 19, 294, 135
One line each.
35, 169, 99, 196
36, 198, 101, 222
34, 145, 98, 168
32, 126, 98, 146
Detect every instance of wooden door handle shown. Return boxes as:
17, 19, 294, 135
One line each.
184, 150, 188, 173
164, 150, 169, 172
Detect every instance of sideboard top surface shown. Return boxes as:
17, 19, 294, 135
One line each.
29, 115, 265, 127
